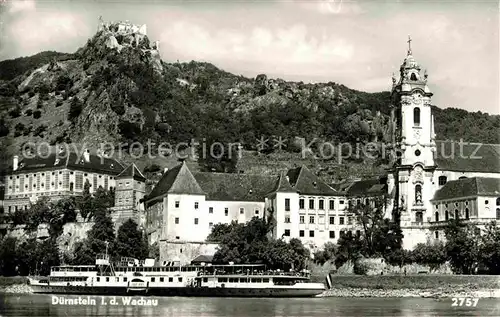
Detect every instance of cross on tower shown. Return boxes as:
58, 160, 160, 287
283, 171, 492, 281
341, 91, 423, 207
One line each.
407, 35, 412, 55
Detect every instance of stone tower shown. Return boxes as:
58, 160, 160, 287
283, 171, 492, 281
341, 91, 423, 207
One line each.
112, 163, 146, 227
388, 36, 437, 249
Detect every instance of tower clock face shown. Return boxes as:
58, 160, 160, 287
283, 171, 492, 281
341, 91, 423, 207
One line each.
412, 93, 423, 105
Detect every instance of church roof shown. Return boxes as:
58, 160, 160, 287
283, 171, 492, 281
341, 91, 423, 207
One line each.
286, 165, 337, 196
432, 177, 500, 201
117, 163, 146, 181
12, 150, 123, 175
434, 141, 500, 173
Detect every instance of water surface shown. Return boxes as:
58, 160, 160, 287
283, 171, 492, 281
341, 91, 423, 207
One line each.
1, 294, 498, 317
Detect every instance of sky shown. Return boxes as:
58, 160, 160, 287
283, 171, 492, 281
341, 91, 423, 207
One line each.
0, 0, 498, 114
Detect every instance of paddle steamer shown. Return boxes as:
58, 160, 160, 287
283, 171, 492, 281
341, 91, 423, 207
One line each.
29, 254, 325, 297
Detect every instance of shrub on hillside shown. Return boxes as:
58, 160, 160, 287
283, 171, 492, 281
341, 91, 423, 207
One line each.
33, 110, 42, 119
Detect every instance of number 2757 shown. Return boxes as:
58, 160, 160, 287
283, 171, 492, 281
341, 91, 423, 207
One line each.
451, 297, 479, 307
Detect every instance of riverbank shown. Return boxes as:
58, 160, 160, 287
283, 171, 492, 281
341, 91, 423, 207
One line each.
320, 275, 500, 298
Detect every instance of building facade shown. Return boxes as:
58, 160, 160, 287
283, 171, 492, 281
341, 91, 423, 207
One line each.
388, 40, 500, 249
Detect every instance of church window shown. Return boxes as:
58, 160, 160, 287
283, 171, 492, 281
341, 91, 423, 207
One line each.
413, 108, 420, 126
445, 210, 449, 221
454, 209, 459, 219
415, 185, 422, 204
485, 200, 489, 205
435, 231, 439, 239
435, 212, 439, 222
465, 208, 470, 220
410, 73, 418, 81
415, 212, 423, 223
438, 176, 447, 186
414, 150, 421, 157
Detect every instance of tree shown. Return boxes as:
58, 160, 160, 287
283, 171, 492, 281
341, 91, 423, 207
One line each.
79, 180, 92, 220
209, 217, 309, 270
0, 237, 18, 276
335, 232, 364, 269
115, 219, 149, 260
411, 240, 447, 272
313, 242, 336, 266
480, 221, 500, 274
444, 219, 482, 274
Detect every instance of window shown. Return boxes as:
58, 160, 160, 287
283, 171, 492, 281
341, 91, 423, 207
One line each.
194, 202, 199, 209
459, 176, 467, 179
254, 209, 259, 215
299, 199, 305, 209
175, 201, 180, 208
485, 200, 489, 205
497, 197, 500, 206
285, 216, 291, 223
465, 208, 469, 220
284, 229, 290, 236
329, 200, 334, 210
299, 215, 304, 224
309, 199, 314, 209
178, 277, 183, 282
106, 277, 109, 282
194, 218, 199, 225
445, 210, 449, 221
225, 208, 229, 216
329, 216, 335, 225
309, 216, 315, 224
309, 230, 314, 237
435, 212, 439, 222
240, 207, 244, 214
348, 216, 353, 225
339, 217, 345, 225
69, 182, 74, 191
329, 231, 335, 239
209, 222, 213, 228
299, 230, 304, 237
415, 212, 423, 223
124, 277, 127, 282
97, 277, 100, 282
175, 217, 179, 224
169, 277, 173, 282
160, 277, 164, 282
319, 215, 325, 224
438, 176, 447, 186
339, 200, 345, 204
454, 209, 459, 219
151, 277, 156, 282
410, 72, 418, 81
209, 207, 213, 214
285, 198, 290, 211
319, 199, 324, 210
497, 209, 500, 220
435, 231, 439, 239
413, 107, 420, 126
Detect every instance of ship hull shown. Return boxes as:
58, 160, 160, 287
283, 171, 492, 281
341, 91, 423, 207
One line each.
31, 284, 324, 297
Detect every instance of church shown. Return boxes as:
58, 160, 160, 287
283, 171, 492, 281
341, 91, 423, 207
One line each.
386, 37, 500, 249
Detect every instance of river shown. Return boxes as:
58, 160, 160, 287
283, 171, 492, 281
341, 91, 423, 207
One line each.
0, 294, 498, 316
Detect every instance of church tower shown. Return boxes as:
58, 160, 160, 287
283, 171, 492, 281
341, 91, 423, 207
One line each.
390, 36, 437, 248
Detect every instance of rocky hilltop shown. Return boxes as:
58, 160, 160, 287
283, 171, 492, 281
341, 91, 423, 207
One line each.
0, 18, 498, 180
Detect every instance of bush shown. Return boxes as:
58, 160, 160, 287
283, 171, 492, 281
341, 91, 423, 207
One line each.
55, 100, 63, 107
353, 259, 369, 275
14, 123, 25, 137
33, 110, 42, 119
0, 117, 9, 137
34, 125, 47, 137
25, 109, 33, 116
68, 98, 82, 123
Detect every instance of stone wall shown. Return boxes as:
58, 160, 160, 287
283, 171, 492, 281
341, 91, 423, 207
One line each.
159, 241, 218, 265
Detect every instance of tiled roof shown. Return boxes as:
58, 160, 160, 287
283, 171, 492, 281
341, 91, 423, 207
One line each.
334, 178, 388, 197
432, 177, 500, 201
12, 151, 123, 175
147, 161, 205, 200
193, 172, 276, 202
435, 141, 500, 173
117, 163, 146, 181
270, 172, 297, 194
286, 165, 337, 196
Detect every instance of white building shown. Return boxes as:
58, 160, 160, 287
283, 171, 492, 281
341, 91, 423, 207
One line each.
145, 161, 364, 261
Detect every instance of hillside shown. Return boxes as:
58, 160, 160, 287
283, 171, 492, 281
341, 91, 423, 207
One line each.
0, 20, 498, 182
